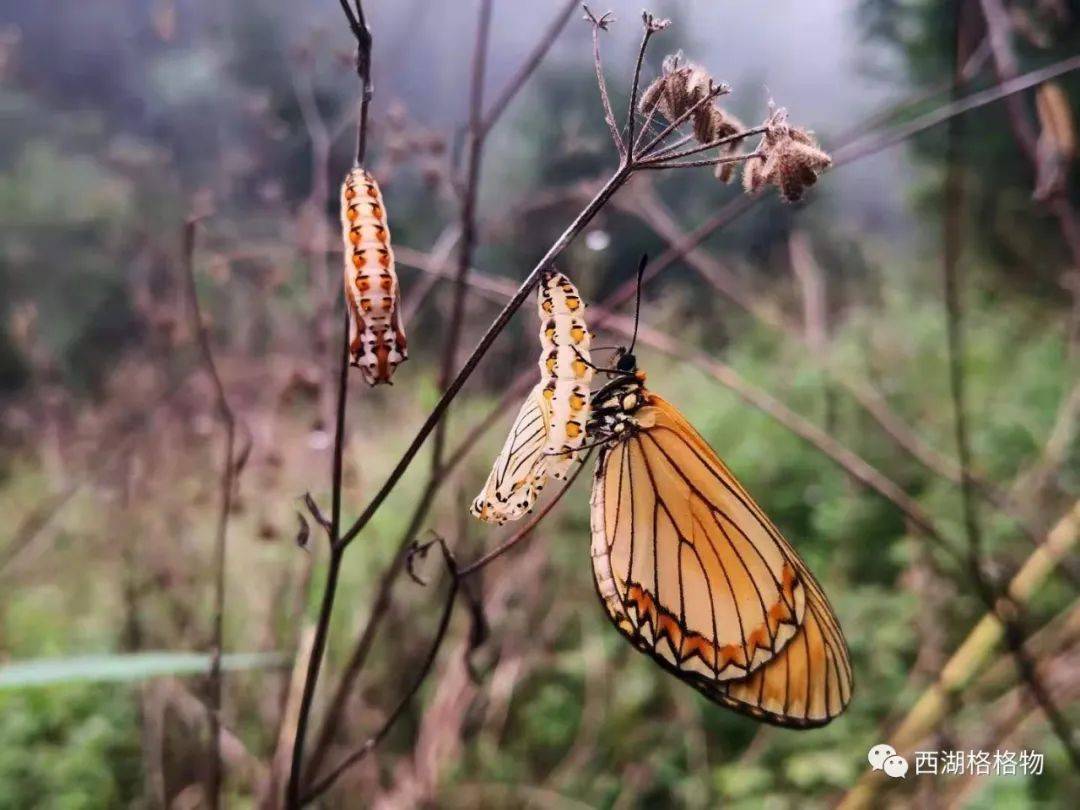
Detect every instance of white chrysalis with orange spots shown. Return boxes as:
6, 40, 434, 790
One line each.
537, 272, 593, 480
341, 168, 407, 385
471, 270, 593, 524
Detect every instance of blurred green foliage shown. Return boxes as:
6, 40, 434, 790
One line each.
0, 685, 141, 810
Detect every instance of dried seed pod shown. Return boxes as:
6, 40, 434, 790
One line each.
639, 52, 745, 180
743, 107, 831, 203
340, 168, 408, 385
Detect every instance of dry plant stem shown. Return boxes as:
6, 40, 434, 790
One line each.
640, 124, 768, 165
336, 168, 629, 553
1, 487, 79, 574
302, 544, 461, 804
833, 54, 1080, 166
942, 8, 1078, 767
285, 313, 350, 810
632, 104, 662, 156
432, 0, 493, 472
635, 84, 728, 160
636, 151, 761, 172
302, 3, 580, 780
180, 219, 238, 810
302, 489, 436, 782
304, 461, 584, 801
458, 457, 589, 576
478, 0, 579, 137
829, 40, 990, 147
302, 376, 530, 781
623, 17, 655, 151
584, 6, 625, 156
0, 375, 192, 579
337, 0, 373, 164
285, 2, 372, 802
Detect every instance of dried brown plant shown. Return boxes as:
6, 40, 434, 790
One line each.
743, 105, 832, 202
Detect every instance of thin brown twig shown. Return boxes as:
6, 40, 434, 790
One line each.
0, 371, 195, 580
284, 0, 375, 800
638, 124, 768, 165
304, 454, 584, 801
583, 5, 624, 156
832, 54, 1080, 166
302, 540, 461, 804
458, 455, 590, 577
1, 488, 79, 575
623, 12, 667, 153
621, 180, 1064, 568
635, 150, 761, 171
634, 83, 729, 160
302, 484, 438, 782
299, 2, 581, 783
432, 0, 493, 473
301, 373, 531, 782
285, 312, 350, 809
478, 0, 579, 137
941, 5, 1078, 767
180, 218, 239, 810
337, 0, 373, 164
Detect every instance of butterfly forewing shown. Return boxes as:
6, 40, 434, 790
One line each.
591, 391, 851, 727
471, 382, 551, 525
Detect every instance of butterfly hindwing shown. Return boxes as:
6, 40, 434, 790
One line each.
590, 391, 852, 727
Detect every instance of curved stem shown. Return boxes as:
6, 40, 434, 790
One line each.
336, 167, 630, 552
285, 313, 351, 809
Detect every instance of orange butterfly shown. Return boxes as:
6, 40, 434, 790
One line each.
587, 345, 853, 727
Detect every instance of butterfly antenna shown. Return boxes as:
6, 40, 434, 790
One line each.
628, 253, 647, 355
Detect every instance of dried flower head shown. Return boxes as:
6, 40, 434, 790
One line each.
639, 52, 712, 122
699, 106, 746, 182
639, 53, 744, 181
742, 106, 831, 202
642, 12, 671, 33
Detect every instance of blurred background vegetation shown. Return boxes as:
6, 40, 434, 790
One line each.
1, 0, 1079, 807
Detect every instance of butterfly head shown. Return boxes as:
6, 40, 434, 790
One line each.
608, 253, 649, 378
614, 348, 637, 374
